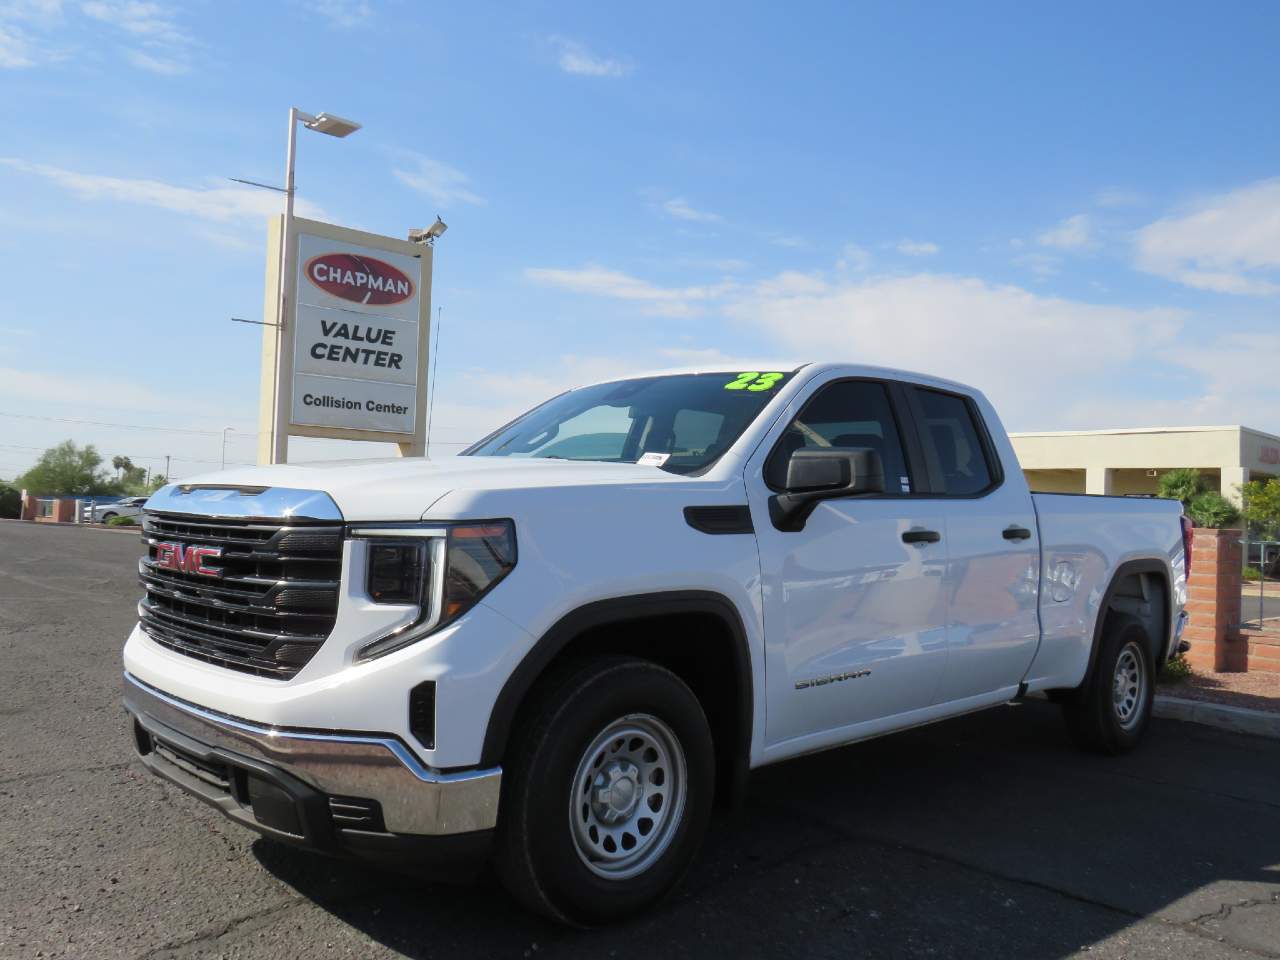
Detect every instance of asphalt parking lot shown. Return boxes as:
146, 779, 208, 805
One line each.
2, 521, 1278, 959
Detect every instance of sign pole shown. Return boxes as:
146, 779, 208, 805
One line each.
267, 108, 301, 464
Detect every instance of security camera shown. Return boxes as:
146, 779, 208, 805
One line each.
408, 216, 448, 244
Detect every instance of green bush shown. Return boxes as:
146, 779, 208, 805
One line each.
1159, 652, 1193, 684
1243, 565, 1262, 582
1157, 468, 1204, 506
106, 514, 137, 527
1187, 491, 1240, 528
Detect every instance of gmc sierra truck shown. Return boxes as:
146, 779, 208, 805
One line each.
122, 363, 1190, 924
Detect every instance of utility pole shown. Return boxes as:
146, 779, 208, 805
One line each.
164, 455, 170, 480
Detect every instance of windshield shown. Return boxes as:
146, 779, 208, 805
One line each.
464, 370, 796, 474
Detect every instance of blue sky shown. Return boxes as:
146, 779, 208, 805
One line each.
1, 1, 1278, 480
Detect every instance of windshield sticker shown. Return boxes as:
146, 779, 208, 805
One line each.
637, 452, 671, 467
724, 371, 785, 392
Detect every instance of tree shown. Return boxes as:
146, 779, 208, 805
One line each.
0, 482, 19, 519
1187, 491, 1240, 529
114, 464, 150, 495
1156, 466, 1240, 528
15, 440, 113, 496
1242, 477, 1280, 540
111, 455, 132, 479
1157, 468, 1203, 506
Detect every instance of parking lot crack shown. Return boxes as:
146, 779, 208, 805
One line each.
136, 900, 306, 959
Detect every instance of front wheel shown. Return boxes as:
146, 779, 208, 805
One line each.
494, 656, 714, 925
1062, 615, 1154, 754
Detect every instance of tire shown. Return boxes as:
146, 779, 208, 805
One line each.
1061, 614, 1154, 755
100, 512, 116, 523
494, 656, 715, 925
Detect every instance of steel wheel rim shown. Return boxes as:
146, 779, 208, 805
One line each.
1112, 641, 1146, 729
569, 713, 687, 880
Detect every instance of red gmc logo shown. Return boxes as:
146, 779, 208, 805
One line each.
155, 542, 223, 577
305, 252, 414, 306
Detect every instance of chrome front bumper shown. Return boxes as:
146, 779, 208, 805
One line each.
123, 673, 501, 837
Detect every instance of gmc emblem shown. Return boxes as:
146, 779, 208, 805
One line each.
155, 542, 223, 577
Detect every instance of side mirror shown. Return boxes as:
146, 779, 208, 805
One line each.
770, 447, 885, 531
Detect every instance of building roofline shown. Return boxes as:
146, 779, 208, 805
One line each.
1009, 425, 1262, 439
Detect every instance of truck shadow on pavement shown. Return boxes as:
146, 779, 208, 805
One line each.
255, 701, 1280, 959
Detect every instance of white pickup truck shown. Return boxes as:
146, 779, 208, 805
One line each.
122, 363, 1190, 924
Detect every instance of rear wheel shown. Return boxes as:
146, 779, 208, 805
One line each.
494, 656, 714, 925
1062, 614, 1154, 754
100, 512, 116, 523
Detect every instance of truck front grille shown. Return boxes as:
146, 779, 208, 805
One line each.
138, 512, 343, 679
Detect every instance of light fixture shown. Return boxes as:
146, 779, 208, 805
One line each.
408, 216, 448, 245
302, 112, 361, 138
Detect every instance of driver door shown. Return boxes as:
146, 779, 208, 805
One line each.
746, 377, 950, 751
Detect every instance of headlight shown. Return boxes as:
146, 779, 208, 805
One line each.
356, 519, 516, 661
366, 542, 428, 604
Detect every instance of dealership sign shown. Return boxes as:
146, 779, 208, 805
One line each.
304, 252, 415, 306
289, 228, 427, 436
256, 216, 433, 463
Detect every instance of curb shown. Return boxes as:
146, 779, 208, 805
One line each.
1154, 695, 1280, 739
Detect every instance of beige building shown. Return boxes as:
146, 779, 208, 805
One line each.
1010, 425, 1280, 504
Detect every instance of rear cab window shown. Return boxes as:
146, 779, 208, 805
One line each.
911, 387, 1001, 496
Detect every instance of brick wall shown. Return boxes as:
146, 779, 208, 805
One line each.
1240, 628, 1280, 672
1182, 527, 1248, 672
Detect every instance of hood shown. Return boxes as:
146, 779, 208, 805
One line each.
157, 456, 690, 522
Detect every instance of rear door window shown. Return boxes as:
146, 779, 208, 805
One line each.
913, 388, 997, 496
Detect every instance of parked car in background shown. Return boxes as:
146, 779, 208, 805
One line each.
92, 496, 148, 524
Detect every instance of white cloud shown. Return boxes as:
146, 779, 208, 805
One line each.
0, 1, 195, 72
125, 47, 184, 73
1037, 213, 1093, 250
769, 234, 807, 249
0, 157, 327, 222
0, 24, 36, 66
81, 1, 183, 41
836, 243, 871, 272
294, 0, 372, 28
392, 154, 484, 208
1095, 188, 1143, 208
1060, 331, 1280, 429
724, 272, 1183, 429
1013, 252, 1060, 277
549, 36, 630, 77
0, 365, 227, 417
524, 264, 734, 318
1135, 178, 1280, 295
0, 0, 64, 67
661, 197, 720, 223
895, 239, 939, 256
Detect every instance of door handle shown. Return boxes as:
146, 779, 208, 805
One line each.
902, 528, 941, 544
1003, 525, 1033, 541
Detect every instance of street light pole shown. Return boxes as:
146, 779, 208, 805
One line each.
264, 107, 361, 466
221, 427, 234, 470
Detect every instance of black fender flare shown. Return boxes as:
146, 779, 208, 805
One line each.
479, 590, 754, 800
1080, 558, 1173, 686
